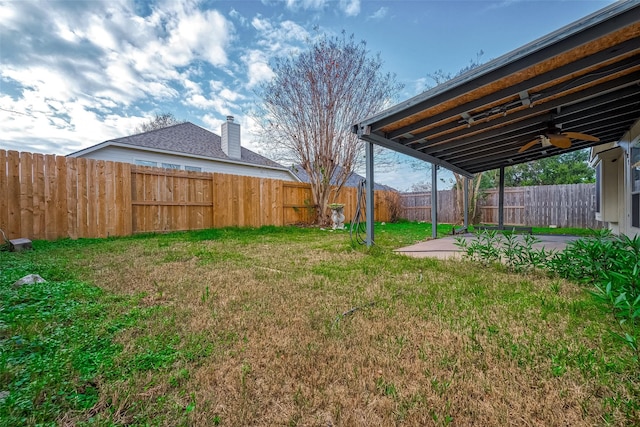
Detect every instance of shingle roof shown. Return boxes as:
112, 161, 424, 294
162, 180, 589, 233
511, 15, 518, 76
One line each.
105, 122, 285, 169
290, 165, 395, 191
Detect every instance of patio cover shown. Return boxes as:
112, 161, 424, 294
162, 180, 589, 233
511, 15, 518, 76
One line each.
354, 1, 640, 177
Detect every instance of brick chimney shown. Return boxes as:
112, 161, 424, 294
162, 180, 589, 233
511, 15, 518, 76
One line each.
221, 115, 241, 159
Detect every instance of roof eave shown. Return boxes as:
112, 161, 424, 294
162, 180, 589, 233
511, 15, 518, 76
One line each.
354, 0, 639, 131
69, 142, 294, 174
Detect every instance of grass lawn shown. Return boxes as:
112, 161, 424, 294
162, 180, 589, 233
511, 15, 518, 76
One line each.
1, 222, 638, 426
462, 224, 602, 237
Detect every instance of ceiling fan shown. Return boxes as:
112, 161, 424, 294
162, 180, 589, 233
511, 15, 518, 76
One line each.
518, 123, 600, 153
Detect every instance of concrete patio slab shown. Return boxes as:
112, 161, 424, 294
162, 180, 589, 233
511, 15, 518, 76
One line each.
394, 234, 581, 260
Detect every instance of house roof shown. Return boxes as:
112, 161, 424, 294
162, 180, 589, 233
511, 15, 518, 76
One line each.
69, 122, 287, 170
354, 1, 640, 177
289, 165, 395, 191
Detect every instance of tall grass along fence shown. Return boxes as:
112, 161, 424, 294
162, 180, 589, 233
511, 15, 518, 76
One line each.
0, 150, 393, 241
401, 183, 598, 229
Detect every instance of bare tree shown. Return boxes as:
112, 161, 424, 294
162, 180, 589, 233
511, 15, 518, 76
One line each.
409, 181, 432, 193
255, 33, 402, 225
133, 112, 184, 134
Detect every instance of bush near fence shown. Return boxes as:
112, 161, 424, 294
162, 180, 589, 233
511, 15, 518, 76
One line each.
400, 184, 599, 229
0, 150, 392, 241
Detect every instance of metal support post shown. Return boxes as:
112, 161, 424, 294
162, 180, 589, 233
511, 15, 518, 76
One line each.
365, 141, 375, 247
463, 176, 469, 228
431, 164, 438, 239
498, 166, 505, 229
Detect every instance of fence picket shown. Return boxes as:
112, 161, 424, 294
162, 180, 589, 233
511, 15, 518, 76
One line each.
32, 154, 45, 238
6, 151, 21, 240
0, 151, 7, 237
19, 152, 33, 238
66, 156, 78, 239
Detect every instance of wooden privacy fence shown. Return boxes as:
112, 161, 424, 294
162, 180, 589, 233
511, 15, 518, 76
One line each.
400, 183, 599, 229
478, 184, 597, 229
0, 150, 392, 241
399, 190, 458, 224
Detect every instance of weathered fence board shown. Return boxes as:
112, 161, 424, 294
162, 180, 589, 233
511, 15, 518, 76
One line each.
399, 190, 458, 224
0, 150, 7, 236
400, 183, 598, 228
7, 151, 21, 238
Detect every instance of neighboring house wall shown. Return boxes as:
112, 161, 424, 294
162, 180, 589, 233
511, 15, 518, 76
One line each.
73, 145, 296, 181
591, 118, 640, 237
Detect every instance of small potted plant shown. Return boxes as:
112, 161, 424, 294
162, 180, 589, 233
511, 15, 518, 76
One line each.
328, 203, 345, 230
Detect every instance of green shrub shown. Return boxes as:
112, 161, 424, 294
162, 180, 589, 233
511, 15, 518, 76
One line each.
454, 229, 550, 273
547, 231, 640, 352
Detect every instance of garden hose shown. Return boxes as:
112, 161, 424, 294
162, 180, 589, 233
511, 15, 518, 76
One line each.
350, 179, 371, 246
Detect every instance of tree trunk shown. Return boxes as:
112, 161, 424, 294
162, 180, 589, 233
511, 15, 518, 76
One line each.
454, 172, 484, 224
312, 184, 332, 226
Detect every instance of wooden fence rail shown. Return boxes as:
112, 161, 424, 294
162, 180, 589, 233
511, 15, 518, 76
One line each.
400, 183, 599, 229
0, 150, 392, 241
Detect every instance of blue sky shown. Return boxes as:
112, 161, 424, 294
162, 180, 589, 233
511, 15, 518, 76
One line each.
0, 0, 614, 189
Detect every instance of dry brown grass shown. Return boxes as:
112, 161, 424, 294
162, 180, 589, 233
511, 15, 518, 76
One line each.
62, 229, 639, 426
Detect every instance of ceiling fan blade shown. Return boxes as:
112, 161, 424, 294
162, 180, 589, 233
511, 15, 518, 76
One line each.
548, 134, 572, 149
518, 139, 540, 153
561, 132, 600, 142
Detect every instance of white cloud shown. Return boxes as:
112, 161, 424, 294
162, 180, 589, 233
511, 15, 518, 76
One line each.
183, 84, 241, 114
0, 0, 236, 154
201, 114, 225, 133
54, 21, 82, 43
369, 7, 388, 20
165, 9, 232, 67
209, 80, 224, 92
219, 88, 242, 102
184, 94, 222, 110
283, 0, 327, 11
340, 0, 360, 17
243, 50, 275, 88
251, 15, 271, 32
238, 115, 264, 152
0, 92, 145, 154
276, 0, 360, 18
251, 15, 308, 53
183, 78, 203, 95
229, 8, 248, 26
86, 18, 120, 51
412, 77, 430, 95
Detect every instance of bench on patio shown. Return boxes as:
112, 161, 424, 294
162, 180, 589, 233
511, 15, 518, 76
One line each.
451, 226, 469, 235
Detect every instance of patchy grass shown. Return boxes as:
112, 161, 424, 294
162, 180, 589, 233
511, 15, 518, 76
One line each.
1, 222, 638, 426
385, 220, 603, 240
466, 224, 601, 237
